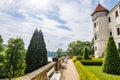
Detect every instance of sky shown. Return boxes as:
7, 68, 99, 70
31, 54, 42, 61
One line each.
0, 0, 120, 51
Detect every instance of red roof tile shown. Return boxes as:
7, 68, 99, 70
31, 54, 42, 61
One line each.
91, 3, 108, 16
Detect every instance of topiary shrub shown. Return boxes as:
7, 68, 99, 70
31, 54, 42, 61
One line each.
102, 36, 120, 75
82, 47, 89, 59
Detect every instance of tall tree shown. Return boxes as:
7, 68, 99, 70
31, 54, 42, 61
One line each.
102, 36, 120, 75
67, 40, 93, 56
6, 38, 26, 79
67, 41, 82, 56
25, 29, 48, 73
0, 34, 4, 52
55, 48, 64, 58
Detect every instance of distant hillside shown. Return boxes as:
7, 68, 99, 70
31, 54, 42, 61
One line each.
47, 51, 56, 57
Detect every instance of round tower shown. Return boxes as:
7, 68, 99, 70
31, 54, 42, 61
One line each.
91, 3, 109, 58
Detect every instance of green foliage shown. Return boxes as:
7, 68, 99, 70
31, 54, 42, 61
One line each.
0, 35, 3, 43
118, 48, 120, 57
0, 51, 7, 78
82, 47, 89, 59
25, 29, 48, 74
5, 38, 26, 78
0, 35, 4, 52
72, 57, 77, 63
0, 63, 7, 78
76, 55, 82, 60
102, 36, 120, 75
74, 61, 99, 80
55, 48, 64, 58
0, 53, 5, 63
67, 40, 94, 56
86, 66, 120, 80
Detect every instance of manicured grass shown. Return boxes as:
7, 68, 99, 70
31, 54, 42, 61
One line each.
85, 66, 120, 80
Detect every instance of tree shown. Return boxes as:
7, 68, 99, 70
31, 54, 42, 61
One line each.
102, 36, 120, 75
67, 40, 93, 56
82, 47, 89, 59
5, 38, 26, 79
67, 41, 82, 56
55, 48, 64, 58
0, 34, 4, 52
25, 29, 48, 73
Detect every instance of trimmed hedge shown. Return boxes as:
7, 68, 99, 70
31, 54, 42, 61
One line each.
72, 57, 77, 63
80, 60, 103, 66
74, 61, 99, 80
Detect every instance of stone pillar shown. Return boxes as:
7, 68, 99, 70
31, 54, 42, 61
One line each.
52, 57, 59, 71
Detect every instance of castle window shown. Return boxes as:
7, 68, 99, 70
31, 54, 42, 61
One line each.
118, 43, 120, 48
94, 23, 96, 28
95, 46, 97, 51
95, 35, 97, 40
110, 31, 112, 36
108, 17, 111, 22
115, 10, 118, 17
117, 28, 120, 35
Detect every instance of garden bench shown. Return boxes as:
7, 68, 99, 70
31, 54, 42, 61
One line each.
50, 71, 61, 80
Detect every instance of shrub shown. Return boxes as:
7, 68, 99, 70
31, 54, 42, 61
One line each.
82, 47, 89, 59
76, 55, 82, 60
80, 59, 103, 66
102, 36, 120, 75
74, 61, 99, 80
72, 57, 77, 63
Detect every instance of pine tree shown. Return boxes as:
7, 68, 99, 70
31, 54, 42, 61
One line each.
25, 29, 48, 73
102, 36, 120, 75
82, 47, 89, 59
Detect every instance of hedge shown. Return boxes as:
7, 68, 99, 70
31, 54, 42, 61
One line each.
74, 61, 99, 80
72, 57, 77, 63
80, 60, 103, 66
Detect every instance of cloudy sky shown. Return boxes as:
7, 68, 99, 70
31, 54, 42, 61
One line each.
0, 0, 119, 51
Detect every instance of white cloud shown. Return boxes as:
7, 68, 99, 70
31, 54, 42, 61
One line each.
0, 0, 95, 51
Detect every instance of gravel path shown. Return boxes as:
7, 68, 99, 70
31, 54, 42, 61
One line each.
60, 59, 80, 80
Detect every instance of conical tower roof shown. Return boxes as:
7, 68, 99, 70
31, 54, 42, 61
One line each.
91, 3, 108, 16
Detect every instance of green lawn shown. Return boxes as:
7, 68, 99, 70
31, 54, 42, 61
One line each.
85, 66, 120, 80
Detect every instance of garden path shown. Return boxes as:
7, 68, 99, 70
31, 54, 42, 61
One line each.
60, 59, 80, 80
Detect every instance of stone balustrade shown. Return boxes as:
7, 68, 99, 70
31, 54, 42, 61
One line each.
18, 56, 65, 80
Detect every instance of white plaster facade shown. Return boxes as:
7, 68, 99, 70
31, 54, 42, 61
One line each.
92, 2, 120, 58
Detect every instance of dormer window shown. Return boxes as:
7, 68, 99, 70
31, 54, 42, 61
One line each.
115, 10, 118, 17
108, 17, 111, 22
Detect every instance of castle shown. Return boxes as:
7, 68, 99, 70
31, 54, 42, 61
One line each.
91, 2, 120, 58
